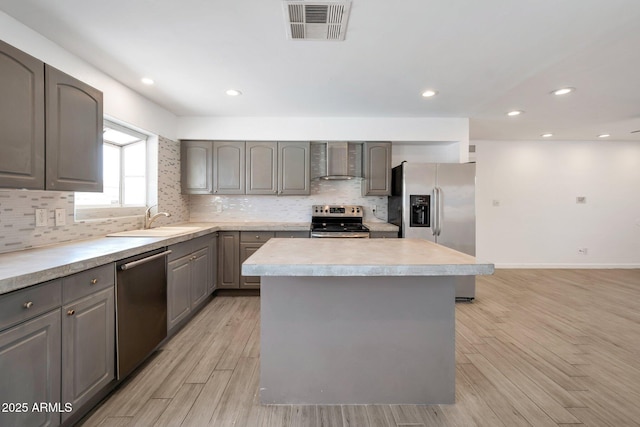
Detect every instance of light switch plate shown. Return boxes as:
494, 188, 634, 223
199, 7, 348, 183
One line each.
35, 209, 47, 227
55, 208, 66, 226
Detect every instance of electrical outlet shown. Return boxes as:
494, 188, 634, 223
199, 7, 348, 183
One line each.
35, 209, 47, 227
55, 208, 66, 226
372, 204, 377, 212
578, 248, 588, 255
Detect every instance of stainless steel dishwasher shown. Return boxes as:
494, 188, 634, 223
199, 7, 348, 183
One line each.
116, 248, 171, 379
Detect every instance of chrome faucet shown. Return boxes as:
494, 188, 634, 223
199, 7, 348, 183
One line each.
144, 205, 171, 229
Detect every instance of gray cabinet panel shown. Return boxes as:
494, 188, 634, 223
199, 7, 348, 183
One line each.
181, 140, 213, 194
167, 256, 191, 330
370, 231, 398, 238
246, 141, 277, 194
362, 142, 391, 196
61, 287, 114, 422
278, 142, 310, 195
0, 309, 61, 427
239, 244, 262, 288
213, 141, 245, 194
209, 233, 218, 293
190, 247, 209, 308
217, 231, 240, 288
45, 65, 103, 192
0, 280, 61, 332
0, 40, 45, 190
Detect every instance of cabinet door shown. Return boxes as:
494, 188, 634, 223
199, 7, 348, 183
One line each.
0, 310, 61, 427
239, 243, 262, 288
217, 231, 240, 288
181, 140, 213, 194
167, 255, 192, 331
45, 65, 103, 192
246, 141, 277, 195
278, 142, 310, 195
61, 288, 115, 422
0, 41, 45, 190
190, 247, 209, 309
209, 233, 218, 293
213, 141, 245, 194
362, 142, 391, 196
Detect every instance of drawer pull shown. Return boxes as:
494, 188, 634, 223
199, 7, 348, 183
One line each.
23, 301, 34, 309
256, 235, 260, 239
90, 278, 98, 285
67, 309, 75, 316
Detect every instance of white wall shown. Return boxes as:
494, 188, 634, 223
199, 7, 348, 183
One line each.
476, 140, 640, 268
0, 11, 177, 139
177, 117, 469, 161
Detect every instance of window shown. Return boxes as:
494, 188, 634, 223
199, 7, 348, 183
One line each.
75, 120, 148, 210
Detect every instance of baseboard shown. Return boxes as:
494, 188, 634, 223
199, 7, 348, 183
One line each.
494, 263, 640, 269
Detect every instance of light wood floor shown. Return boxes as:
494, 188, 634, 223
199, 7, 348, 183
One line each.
80, 269, 640, 427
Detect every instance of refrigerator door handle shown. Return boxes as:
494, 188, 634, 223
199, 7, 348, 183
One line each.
431, 188, 438, 236
435, 186, 443, 237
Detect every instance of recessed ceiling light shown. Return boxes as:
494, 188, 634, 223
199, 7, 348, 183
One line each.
598, 134, 610, 138
141, 77, 154, 85
421, 89, 438, 98
551, 87, 575, 96
541, 133, 553, 138
507, 110, 523, 117
226, 89, 242, 96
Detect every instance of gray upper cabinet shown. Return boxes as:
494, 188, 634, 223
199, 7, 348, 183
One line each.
362, 142, 392, 196
45, 65, 103, 192
0, 40, 45, 190
278, 142, 310, 195
213, 141, 245, 194
246, 141, 277, 195
181, 140, 213, 194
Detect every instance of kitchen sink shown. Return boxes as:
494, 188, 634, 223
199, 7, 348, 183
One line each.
107, 226, 203, 237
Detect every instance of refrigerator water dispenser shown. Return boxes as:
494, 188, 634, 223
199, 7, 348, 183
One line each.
410, 195, 430, 227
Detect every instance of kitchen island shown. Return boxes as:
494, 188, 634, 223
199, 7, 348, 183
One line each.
242, 238, 494, 405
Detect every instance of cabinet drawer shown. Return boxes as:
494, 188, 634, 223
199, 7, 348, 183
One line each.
169, 240, 194, 261
62, 264, 114, 304
240, 231, 275, 243
0, 280, 62, 331
274, 231, 310, 238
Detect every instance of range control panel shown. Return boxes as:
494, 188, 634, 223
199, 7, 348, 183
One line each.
312, 205, 363, 217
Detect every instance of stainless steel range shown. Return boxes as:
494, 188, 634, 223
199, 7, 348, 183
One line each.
311, 205, 370, 238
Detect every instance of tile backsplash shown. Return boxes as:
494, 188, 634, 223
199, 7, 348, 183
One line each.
0, 136, 187, 254
190, 178, 389, 223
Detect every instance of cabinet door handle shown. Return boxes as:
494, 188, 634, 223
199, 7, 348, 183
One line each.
255, 235, 260, 239
23, 301, 34, 309
90, 278, 98, 285
67, 309, 75, 316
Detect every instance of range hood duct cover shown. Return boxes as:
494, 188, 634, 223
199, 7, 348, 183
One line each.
283, 1, 352, 41
315, 142, 362, 180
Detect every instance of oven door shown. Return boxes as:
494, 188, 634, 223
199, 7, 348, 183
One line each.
310, 231, 370, 238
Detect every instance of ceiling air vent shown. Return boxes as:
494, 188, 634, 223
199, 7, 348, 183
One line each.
283, 1, 352, 41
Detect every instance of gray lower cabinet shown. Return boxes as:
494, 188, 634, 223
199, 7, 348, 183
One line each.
208, 233, 218, 293
181, 140, 213, 194
0, 40, 45, 190
362, 142, 392, 196
167, 234, 214, 331
218, 231, 240, 288
0, 279, 63, 427
239, 231, 275, 288
370, 231, 398, 238
61, 287, 115, 423
0, 41, 103, 192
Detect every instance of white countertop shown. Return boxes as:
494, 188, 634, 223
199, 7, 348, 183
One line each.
242, 238, 494, 277
0, 221, 399, 295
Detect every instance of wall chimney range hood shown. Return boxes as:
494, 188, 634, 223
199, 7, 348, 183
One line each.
314, 141, 362, 180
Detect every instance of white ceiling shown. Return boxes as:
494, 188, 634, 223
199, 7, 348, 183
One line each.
2, 0, 640, 141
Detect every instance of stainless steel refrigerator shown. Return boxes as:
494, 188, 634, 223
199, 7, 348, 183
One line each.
388, 162, 476, 301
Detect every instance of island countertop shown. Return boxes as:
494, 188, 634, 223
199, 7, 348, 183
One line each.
242, 238, 494, 277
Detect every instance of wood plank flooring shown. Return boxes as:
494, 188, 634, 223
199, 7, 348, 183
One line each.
80, 269, 640, 426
